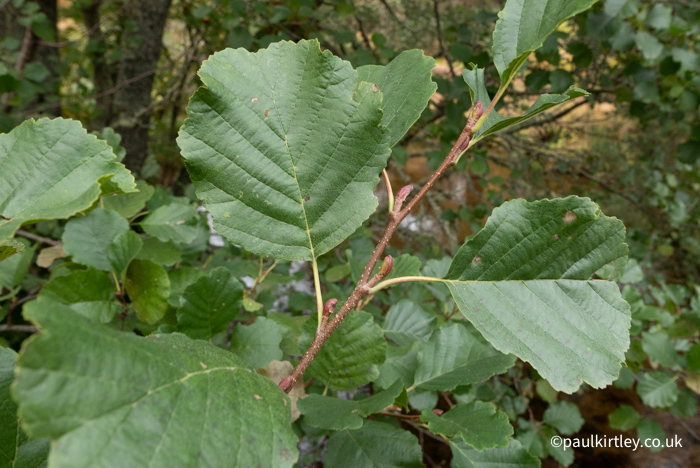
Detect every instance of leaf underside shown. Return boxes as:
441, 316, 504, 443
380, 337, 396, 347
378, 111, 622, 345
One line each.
445, 196, 631, 393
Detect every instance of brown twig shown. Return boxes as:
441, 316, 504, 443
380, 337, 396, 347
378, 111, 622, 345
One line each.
15, 230, 60, 246
0, 324, 38, 333
431, 0, 455, 79
280, 102, 483, 393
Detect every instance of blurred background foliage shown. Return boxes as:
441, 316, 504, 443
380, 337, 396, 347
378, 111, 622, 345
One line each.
1, 0, 700, 466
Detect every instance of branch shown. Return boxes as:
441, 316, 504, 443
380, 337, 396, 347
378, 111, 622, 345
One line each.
0, 324, 38, 333
15, 229, 60, 246
280, 102, 483, 393
431, 0, 455, 79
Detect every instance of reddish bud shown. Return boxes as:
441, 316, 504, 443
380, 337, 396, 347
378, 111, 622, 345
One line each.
323, 298, 338, 318
397, 185, 413, 202
379, 255, 393, 277
433, 409, 444, 416
203, 17, 210, 24
473, 100, 483, 120
458, 135, 470, 154
279, 377, 293, 392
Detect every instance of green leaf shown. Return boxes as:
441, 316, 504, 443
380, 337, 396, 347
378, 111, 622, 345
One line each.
375, 343, 419, 390
635, 31, 664, 62
492, 0, 598, 91
641, 331, 678, 368
542, 401, 584, 435
167, 267, 205, 307
62, 209, 129, 272
0, 239, 36, 290
108, 230, 143, 281
463, 68, 588, 143
178, 39, 391, 261
421, 401, 512, 450
14, 302, 298, 467
635, 419, 665, 452
444, 197, 630, 393
324, 421, 422, 468
450, 438, 540, 468
38, 270, 120, 323
637, 371, 679, 408
0, 118, 135, 241
383, 299, 436, 346
549, 69, 575, 93
297, 380, 403, 430
1, 347, 50, 468
301, 311, 386, 390
687, 343, 700, 373
136, 238, 183, 267
230, 317, 284, 368
124, 259, 170, 324
267, 312, 310, 355
542, 425, 574, 466
140, 203, 199, 244
356, 49, 437, 147
412, 322, 516, 391
102, 180, 154, 218
0, 239, 23, 263
177, 267, 243, 340
670, 388, 698, 419
608, 404, 640, 431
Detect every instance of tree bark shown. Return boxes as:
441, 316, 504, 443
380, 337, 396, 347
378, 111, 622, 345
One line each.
82, 0, 114, 128
112, 0, 172, 173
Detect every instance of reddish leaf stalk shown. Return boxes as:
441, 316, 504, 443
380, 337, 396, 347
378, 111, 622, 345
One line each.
280, 102, 482, 393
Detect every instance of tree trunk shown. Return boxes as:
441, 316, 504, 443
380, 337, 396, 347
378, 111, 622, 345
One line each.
82, 0, 114, 128
112, 0, 172, 174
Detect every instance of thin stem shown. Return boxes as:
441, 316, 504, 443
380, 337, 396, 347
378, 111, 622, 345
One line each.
369, 275, 442, 294
382, 169, 394, 212
0, 324, 37, 333
280, 107, 482, 394
311, 258, 323, 327
14, 230, 60, 246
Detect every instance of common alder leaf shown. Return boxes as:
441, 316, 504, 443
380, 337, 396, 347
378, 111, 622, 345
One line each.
0, 118, 135, 242
637, 371, 679, 408
0, 239, 24, 263
0, 347, 50, 468
492, 0, 598, 90
463, 67, 589, 143
230, 317, 284, 368
301, 311, 386, 391
125, 259, 170, 324
450, 438, 540, 468
356, 49, 437, 147
443, 197, 631, 393
61, 209, 130, 272
38, 271, 121, 323
297, 380, 403, 430
175, 266, 243, 340
13, 302, 299, 468
178, 39, 391, 261
421, 402, 512, 450
324, 421, 422, 468
411, 322, 516, 391
383, 299, 436, 346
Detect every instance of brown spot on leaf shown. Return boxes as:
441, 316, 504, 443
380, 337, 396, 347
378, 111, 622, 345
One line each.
372, 84, 379, 92
253, 394, 263, 400
264, 109, 269, 117
553, 234, 559, 240
199, 362, 207, 369
563, 210, 577, 224
472, 255, 482, 265
304, 195, 310, 202
251, 97, 259, 103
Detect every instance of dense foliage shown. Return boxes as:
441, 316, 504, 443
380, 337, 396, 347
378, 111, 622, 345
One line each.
1, 0, 699, 467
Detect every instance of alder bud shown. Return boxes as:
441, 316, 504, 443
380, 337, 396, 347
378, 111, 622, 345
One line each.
473, 100, 483, 121
394, 185, 413, 211
323, 298, 338, 318
279, 376, 293, 392
379, 255, 393, 277
433, 409, 444, 416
